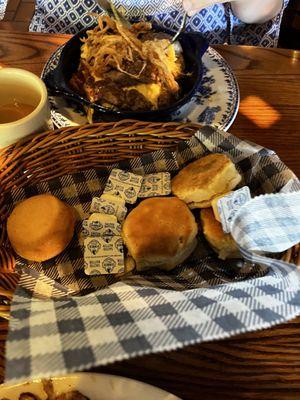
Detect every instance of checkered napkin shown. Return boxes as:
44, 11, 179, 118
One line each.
5, 126, 300, 383
231, 192, 300, 253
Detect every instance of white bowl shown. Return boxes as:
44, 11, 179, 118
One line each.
0, 68, 51, 148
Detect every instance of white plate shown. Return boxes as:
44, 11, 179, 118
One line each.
0, 372, 180, 400
42, 46, 239, 130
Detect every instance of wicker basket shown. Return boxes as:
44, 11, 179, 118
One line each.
0, 120, 200, 316
0, 120, 299, 381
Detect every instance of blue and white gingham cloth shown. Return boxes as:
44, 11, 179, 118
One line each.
4, 126, 300, 383
232, 193, 300, 253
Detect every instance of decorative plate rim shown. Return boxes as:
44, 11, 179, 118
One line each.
206, 46, 240, 131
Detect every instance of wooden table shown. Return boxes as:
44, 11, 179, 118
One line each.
0, 30, 300, 400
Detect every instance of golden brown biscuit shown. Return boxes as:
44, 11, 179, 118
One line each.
200, 208, 240, 260
7, 194, 76, 262
122, 197, 198, 271
171, 154, 241, 209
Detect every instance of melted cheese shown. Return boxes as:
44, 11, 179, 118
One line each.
123, 83, 162, 108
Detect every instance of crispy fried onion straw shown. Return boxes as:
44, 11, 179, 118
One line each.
80, 16, 179, 93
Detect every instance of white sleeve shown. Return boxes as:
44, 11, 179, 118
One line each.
230, 0, 285, 24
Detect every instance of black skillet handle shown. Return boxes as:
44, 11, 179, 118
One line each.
43, 67, 89, 107
184, 32, 209, 60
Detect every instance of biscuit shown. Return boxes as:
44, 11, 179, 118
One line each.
171, 154, 241, 209
200, 208, 240, 260
7, 194, 76, 262
122, 197, 198, 271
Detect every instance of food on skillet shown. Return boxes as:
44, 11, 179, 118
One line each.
7, 194, 76, 262
121, 197, 198, 272
171, 153, 242, 209
70, 16, 185, 111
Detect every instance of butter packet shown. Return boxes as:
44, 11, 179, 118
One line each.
84, 236, 125, 275
82, 213, 121, 238
103, 169, 143, 204
138, 172, 171, 198
211, 192, 232, 222
90, 195, 127, 222
217, 186, 251, 233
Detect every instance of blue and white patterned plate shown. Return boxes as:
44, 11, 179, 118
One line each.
42, 46, 240, 130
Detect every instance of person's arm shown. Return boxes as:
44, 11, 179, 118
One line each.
183, 0, 284, 23
231, 0, 284, 23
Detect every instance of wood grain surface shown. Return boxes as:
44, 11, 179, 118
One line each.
0, 30, 300, 400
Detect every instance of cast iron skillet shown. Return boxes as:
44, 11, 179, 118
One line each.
43, 24, 208, 122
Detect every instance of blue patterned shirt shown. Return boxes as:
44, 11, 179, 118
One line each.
0, 0, 288, 47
